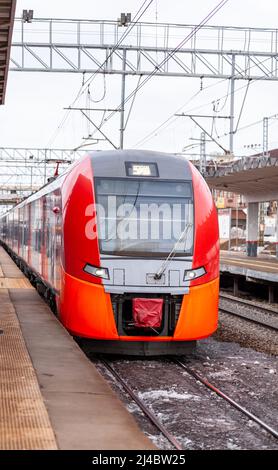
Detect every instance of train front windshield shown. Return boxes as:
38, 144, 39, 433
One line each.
95, 178, 194, 257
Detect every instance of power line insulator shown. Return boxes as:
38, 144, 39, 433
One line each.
118, 13, 132, 27
22, 10, 34, 23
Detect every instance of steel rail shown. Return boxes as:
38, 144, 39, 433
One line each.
173, 359, 278, 440
220, 292, 278, 315
219, 307, 278, 331
219, 293, 278, 330
101, 359, 183, 450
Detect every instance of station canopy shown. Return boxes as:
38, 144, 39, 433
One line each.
0, 0, 16, 105
206, 150, 278, 202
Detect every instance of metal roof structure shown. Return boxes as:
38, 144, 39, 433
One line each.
10, 18, 278, 80
0, 0, 16, 105
205, 150, 278, 202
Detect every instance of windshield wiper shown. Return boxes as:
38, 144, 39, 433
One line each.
154, 223, 193, 280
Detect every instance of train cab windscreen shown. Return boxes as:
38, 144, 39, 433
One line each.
95, 178, 194, 257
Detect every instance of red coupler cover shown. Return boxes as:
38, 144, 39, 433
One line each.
132, 298, 163, 328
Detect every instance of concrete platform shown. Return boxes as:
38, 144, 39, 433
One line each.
0, 247, 154, 450
220, 250, 278, 283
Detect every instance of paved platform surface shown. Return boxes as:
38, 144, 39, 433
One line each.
220, 250, 278, 283
0, 247, 154, 450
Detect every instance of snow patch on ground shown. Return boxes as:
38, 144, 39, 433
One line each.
200, 417, 236, 430
226, 440, 242, 450
209, 370, 233, 379
145, 433, 173, 450
126, 402, 143, 415
138, 389, 201, 402
179, 437, 193, 448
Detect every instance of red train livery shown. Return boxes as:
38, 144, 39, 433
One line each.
0, 150, 219, 355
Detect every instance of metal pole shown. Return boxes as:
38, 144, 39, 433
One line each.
120, 49, 127, 149
228, 207, 232, 251
229, 54, 235, 154
262, 117, 270, 249
259, 202, 265, 247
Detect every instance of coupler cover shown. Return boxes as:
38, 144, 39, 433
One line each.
132, 298, 163, 328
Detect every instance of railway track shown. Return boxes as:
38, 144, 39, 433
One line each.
100, 357, 278, 450
101, 358, 183, 450
220, 292, 278, 315
219, 293, 278, 331
173, 359, 278, 440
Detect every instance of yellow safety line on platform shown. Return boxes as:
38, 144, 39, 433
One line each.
221, 258, 278, 272
0, 289, 58, 450
221, 256, 278, 267
222, 256, 278, 266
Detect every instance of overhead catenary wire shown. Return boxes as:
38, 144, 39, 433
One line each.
212, 79, 231, 114
134, 53, 278, 149
75, 0, 155, 100
133, 88, 203, 148
93, 0, 231, 137
202, 57, 278, 137
46, 0, 155, 147
48, 2, 278, 152
234, 79, 251, 133
124, 75, 142, 131
133, 74, 238, 148
74, 0, 231, 150
32, 3, 278, 150
226, 111, 278, 135
87, 74, 107, 104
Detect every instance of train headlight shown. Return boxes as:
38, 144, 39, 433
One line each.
84, 263, 110, 280
183, 267, 206, 281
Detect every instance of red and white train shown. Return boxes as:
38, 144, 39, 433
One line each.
0, 150, 219, 355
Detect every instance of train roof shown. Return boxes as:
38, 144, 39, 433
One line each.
89, 149, 192, 180
89, 149, 190, 164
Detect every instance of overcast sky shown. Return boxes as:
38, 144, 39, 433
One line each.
1, 0, 278, 157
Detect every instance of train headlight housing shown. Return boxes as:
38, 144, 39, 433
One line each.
183, 267, 206, 281
84, 263, 110, 280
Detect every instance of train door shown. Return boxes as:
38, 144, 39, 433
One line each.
8, 210, 13, 248
41, 196, 47, 280
53, 189, 62, 293
43, 190, 62, 291
12, 208, 19, 255
44, 193, 53, 285
27, 203, 32, 266
18, 207, 24, 258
